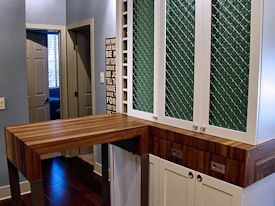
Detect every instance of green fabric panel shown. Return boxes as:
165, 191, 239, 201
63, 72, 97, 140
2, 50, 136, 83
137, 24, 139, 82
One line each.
132, 0, 154, 113
165, 0, 196, 121
209, 0, 251, 132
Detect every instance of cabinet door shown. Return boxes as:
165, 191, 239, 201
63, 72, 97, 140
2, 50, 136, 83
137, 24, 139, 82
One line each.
158, 0, 203, 131
201, 0, 262, 144
149, 155, 160, 206
195, 173, 243, 206
159, 159, 195, 206
128, 0, 158, 121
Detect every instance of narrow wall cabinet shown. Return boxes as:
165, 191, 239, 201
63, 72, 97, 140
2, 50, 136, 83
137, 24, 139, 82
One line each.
121, 0, 275, 145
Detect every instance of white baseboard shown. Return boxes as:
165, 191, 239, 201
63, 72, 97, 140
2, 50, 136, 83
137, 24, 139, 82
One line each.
93, 162, 111, 180
94, 162, 102, 176
0, 181, 30, 201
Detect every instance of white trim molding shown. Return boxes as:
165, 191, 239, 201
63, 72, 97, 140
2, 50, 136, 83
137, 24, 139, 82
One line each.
0, 181, 30, 201
93, 162, 102, 176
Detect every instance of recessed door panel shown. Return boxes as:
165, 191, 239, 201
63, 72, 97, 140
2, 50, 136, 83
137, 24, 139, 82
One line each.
76, 28, 92, 117
195, 173, 243, 206
26, 31, 50, 123
159, 159, 194, 206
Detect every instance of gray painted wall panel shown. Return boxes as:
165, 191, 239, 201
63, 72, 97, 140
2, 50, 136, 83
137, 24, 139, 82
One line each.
0, 0, 29, 186
26, 0, 66, 25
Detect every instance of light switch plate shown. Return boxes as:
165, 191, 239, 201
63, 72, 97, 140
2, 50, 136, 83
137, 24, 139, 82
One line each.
0, 97, 5, 110
100, 72, 105, 84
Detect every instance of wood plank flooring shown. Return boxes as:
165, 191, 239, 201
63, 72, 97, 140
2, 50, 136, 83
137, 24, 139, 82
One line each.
0, 157, 104, 206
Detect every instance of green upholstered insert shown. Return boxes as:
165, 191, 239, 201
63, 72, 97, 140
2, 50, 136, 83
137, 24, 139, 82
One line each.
165, 0, 196, 121
209, 0, 251, 132
132, 0, 154, 113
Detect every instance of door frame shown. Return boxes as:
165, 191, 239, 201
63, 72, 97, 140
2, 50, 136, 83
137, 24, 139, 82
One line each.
66, 19, 96, 116
26, 23, 68, 119
67, 19, 97, 173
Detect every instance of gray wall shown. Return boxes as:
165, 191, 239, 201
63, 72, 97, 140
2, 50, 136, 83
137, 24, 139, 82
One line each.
26, 0, 66, 25
0, 0, 29, 186
67, 0, 116, 115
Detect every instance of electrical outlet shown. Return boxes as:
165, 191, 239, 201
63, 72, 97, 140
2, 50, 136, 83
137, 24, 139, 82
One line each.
211, 161, 225, 174
171, 148, 183, 159
0, 97, 5, 110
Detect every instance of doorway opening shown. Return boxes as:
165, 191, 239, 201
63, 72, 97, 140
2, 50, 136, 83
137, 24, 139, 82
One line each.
67, 20, 95, 118
66, 20, 96, 169
26, 30, 61, 123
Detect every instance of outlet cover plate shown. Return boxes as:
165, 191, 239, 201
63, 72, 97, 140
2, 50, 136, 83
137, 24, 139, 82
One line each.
0, 97, 5, 110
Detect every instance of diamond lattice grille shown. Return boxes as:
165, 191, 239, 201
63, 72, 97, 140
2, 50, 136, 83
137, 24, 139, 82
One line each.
165, 0, 195, 121
209, 0, 251, 132
132, 0, 154, 113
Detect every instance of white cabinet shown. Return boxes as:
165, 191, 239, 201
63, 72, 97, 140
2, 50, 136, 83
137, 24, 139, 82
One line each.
111, 151, 275, 206
120, 0, 275, 145
159, 158, 195, 206
195, 172, 243, 206
150, 155, 243, 206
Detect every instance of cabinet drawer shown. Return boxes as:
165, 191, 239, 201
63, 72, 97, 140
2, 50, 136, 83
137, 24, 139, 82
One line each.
149, 127, 246, 186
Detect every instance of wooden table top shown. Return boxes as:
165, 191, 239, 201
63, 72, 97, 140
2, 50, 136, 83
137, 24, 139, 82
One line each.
6, 113, 149, 155
5, 113, 150, 181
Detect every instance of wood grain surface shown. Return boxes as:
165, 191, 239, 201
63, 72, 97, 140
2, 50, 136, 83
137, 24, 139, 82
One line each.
5, 114, 149, 181
127, 116, 275, 187
5, 113, 275, 188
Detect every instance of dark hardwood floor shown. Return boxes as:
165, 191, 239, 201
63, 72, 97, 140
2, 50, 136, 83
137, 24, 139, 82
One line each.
0, 157, 104, 206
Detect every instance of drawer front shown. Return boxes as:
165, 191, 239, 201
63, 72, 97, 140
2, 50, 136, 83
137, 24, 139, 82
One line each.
149, 127, 246, 187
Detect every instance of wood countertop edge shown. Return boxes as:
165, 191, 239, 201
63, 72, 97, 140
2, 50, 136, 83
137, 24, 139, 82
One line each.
5, 113, 275, 188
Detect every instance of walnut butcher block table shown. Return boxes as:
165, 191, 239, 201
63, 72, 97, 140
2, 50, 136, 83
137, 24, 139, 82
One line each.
5, 114, 150, 206
5, 113, 275, 206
